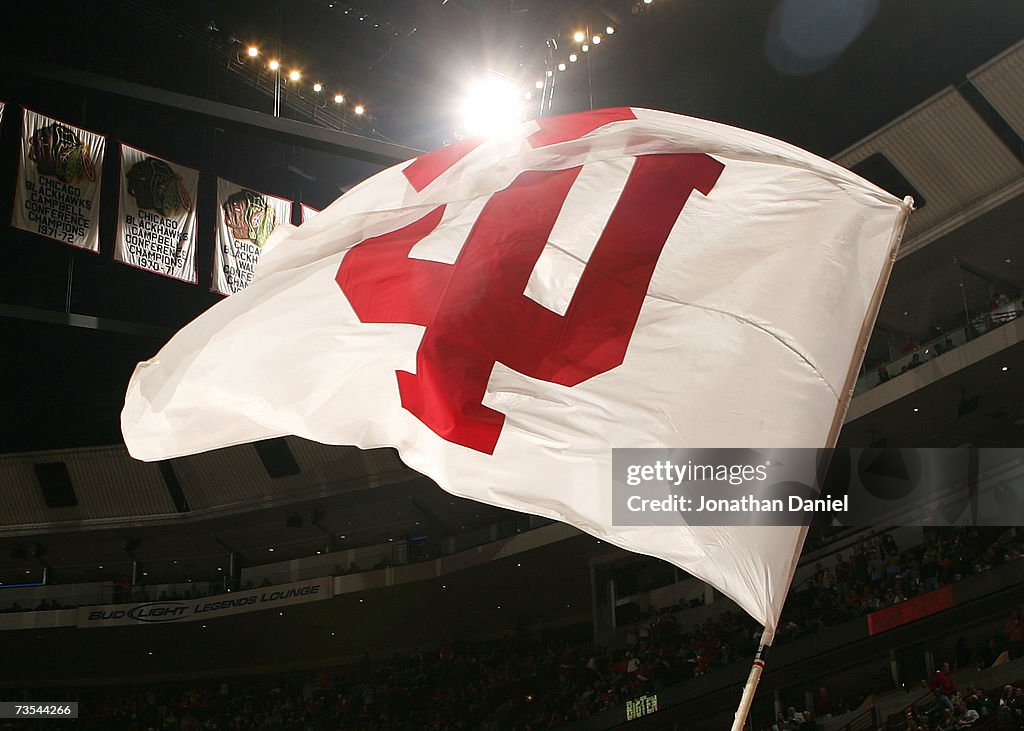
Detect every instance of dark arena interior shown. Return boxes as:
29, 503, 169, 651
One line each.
1, 1, 1024, 729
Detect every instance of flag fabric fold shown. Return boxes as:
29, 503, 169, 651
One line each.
122, 108, 910, 633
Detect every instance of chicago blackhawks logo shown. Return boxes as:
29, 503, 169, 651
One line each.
337, 110, 724, 454
223, 189, 277, 247
127, 158, 193, 217
29, 122, 96, 184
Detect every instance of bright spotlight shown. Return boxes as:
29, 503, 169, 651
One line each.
592, 35, 601, 44
289, 69, 301, 81
268, 59, 280, 71
569, 53, 578, 62
535, 80, 544, 89
581, 44, 589, 52
573, 31, 585, 43
558, 62, 566, 71
334, 93, 345, 104
354, 104, 365, 115
524, 91, 532, 100
459, 75, 525, 137
247, 46, 259, 58
313, 82, 323, 92
606, 25, 615, 34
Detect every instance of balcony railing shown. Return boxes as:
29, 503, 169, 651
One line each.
855, 298, 1022, 397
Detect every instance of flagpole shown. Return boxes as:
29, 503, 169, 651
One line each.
730, 628, 774, 731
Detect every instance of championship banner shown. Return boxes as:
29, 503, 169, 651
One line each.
214, 179, 292, 294
75, 577, 331, 628
115, 143, 199, 283
301, 203, 320, 223
12, 109, 105, 251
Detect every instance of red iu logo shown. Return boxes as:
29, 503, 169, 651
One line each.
338, 109, 724, 454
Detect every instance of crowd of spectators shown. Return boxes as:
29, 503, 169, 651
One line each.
606, 527, 1023, 688
5, 633, 1022, 731
776, 527, 1022, 641
3, 527, 1023, 730
904, 670, 1024, 731
4, 632, 669, 731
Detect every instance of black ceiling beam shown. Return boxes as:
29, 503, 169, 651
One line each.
4, 56, 422, 166
0, 303, 171, 339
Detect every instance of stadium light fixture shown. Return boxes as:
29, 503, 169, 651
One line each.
458, 75, 524, 137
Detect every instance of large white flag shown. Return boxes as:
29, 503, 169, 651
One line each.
123, 108, 910, 633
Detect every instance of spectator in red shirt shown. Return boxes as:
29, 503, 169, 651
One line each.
931, 662, 956, 712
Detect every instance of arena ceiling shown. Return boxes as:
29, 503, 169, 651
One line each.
6, 1, 1024, 154
0, 1, 1021, 452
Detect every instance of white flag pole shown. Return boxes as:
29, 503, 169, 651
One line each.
730, 628, 774, 731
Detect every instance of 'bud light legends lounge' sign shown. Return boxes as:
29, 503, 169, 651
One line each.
75, 577, 331, 628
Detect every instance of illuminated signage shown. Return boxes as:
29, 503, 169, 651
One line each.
625, 694, 658, 721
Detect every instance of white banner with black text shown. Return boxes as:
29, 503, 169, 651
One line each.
12, 109, 106, 251
213, 178, 292, 294
115, 143, 199, 282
